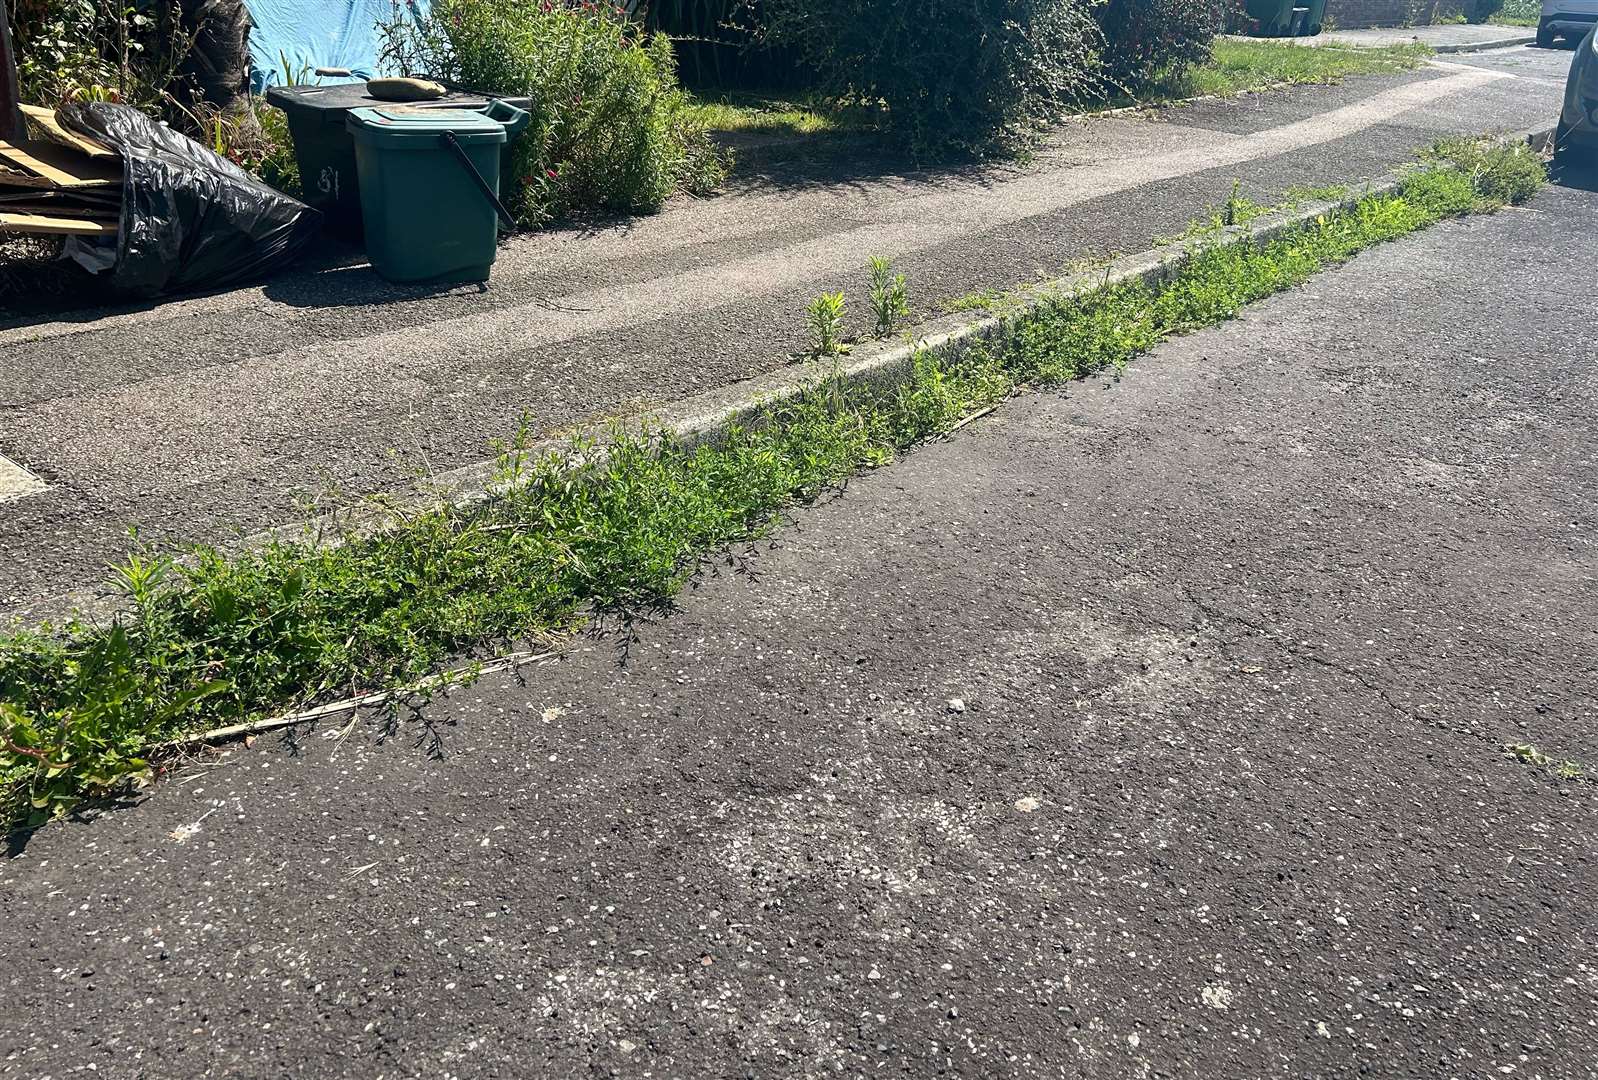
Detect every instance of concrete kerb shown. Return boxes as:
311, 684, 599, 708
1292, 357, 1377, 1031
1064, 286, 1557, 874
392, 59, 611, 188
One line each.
1239, 31, 1538, 55
26, 122, 1556, 624
362, 121, 1555, 519
1432, 34, 1538, 54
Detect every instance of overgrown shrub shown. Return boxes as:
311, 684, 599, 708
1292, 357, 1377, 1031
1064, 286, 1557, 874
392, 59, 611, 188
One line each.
11, 0, 192, 108
1097, 0, 1226, 93
381, 0, 728, 226
759, 0, 1106, 158
1462, 0, 1505, 23
181, 98, 302, 197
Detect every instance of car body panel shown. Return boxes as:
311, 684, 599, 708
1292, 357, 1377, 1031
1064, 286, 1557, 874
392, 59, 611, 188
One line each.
1544, 0, 1598, 38
1560, 26, 1598, 150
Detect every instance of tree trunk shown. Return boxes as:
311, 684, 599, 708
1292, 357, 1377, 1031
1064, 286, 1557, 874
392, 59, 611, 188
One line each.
176, 0, 253, 112
0, 0, 23, 140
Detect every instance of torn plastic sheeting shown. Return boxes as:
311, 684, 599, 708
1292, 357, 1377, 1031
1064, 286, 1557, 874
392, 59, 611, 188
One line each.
57, 101, 321, 297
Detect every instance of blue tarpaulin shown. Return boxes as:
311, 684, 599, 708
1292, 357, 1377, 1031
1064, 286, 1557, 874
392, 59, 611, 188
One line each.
244, 0, 429, 90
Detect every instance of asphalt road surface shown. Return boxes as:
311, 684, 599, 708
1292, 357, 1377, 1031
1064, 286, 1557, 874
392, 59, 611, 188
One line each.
0, 45, 1575, 619
2, 139, 1595, 1079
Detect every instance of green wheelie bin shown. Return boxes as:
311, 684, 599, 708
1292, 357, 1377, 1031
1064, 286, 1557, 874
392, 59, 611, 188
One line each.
346, 100, 529, 284
1245, 0, 1296, 35
1299, 0, 1328, 35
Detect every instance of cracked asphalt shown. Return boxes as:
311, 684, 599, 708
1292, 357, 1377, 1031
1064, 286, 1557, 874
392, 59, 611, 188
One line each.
2, 148, 1596, 1078
0, 45, 1573, 619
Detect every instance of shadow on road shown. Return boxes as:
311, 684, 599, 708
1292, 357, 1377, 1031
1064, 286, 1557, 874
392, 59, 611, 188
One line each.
719, 129, 1000, 196
1549, 155, 1598, 191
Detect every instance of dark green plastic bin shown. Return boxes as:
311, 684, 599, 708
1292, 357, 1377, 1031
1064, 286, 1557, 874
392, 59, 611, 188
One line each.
347, 101, 528, 284
266, 84, 532, 236
1244, 0, 1296, 35
1300, 0, 1327, 34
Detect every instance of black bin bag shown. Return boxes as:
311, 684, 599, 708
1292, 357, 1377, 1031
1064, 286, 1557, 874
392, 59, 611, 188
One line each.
58, 101, 321, 297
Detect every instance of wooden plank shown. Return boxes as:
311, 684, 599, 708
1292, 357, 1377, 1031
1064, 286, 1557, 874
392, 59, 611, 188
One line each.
0, 200, 117, 221
0, 183, 120, 201
0, 210, 116, 235
19, 104, 117, 159
0, 140, 120, 187
0, 163, 55, 189
0, 192, 120, 211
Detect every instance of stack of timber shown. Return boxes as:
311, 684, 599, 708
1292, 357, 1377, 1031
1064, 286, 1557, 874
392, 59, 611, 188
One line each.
0, 105, 121, 238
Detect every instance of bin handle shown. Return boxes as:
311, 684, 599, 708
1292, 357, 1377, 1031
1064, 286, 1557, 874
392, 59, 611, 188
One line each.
440, 131, 518, 233
482, 98, 530, 139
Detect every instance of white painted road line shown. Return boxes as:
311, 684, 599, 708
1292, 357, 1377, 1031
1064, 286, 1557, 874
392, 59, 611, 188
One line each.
0, 454, 46, 502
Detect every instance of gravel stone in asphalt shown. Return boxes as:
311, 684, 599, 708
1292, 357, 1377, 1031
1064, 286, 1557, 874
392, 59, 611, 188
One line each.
0, 49, 1572, 619
2, 162, 1595, 1078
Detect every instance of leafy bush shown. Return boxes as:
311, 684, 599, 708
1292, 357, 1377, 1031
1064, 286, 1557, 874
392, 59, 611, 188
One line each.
382, 0, 728, 226
1425, 135, 1546, 206
759, 0, 1106, 158
11, 0, 192, 109
182, 98, 302, 198
1495, 0, 1539, 23
1097, 0, 1226, 92
1462, 0, 1506, 22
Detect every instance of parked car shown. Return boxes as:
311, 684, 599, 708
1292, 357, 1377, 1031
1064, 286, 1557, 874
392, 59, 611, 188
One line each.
1540, 0, 1598, 47
1557, 25, 1598, 159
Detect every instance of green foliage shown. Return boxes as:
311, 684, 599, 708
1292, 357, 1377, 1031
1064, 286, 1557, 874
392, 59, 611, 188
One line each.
807, 290, 846, 355
12, 0, 192, 108
759, 0, 1106, 158
682, 91, 862, 135
1506, 743, 1589, 782
1492, 0, 1539, 24
380, 0, 729, 226
1097, 0, 1226, 92
1462, 0, 1506, 23
178, 97, 302, 198
942, 289, 1008, 314
868, 256, 910, 338
1425, 136, 1546, 208
1165, 39, 1429, 101
0, 141, 1543, 826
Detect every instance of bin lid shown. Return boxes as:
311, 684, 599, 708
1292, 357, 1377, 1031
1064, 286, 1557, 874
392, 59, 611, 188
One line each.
347, 105, 508, 143
267, 83, 531, 125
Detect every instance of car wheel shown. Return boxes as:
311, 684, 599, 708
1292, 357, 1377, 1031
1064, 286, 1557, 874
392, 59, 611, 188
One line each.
1554, 120, 1584, 167
1537, 18, 1555, 46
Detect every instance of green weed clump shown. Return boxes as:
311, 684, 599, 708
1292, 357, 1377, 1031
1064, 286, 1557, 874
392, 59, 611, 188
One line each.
868, 257, 911, 338
760, 0, 1107, 157
1169, 39, 1429, 101
807, 291, 847, 356
0, 140, 1543, 826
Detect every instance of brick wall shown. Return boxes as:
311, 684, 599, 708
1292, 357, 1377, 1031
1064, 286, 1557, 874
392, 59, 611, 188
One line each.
1325, 0, 1446, 28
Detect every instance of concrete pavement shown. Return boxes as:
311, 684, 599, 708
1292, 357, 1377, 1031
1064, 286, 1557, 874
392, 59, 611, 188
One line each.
1, 143, 1594, 1079
1310, 24, 1537, 52
0, 49, 1570, 621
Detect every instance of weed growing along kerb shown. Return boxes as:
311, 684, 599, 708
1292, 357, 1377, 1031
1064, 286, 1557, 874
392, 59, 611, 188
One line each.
0, 140, 1545, 826
807, 291, 848, 356
869, 257, 911, 338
